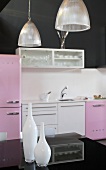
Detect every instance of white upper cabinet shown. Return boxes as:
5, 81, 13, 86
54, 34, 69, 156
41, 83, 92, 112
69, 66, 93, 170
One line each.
16, 48, 84, 68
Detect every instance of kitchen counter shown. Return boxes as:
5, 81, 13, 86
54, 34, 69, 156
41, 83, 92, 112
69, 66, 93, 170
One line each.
0, 133, 106, 170
22, 99, 87, 104
22, 99, 106, 104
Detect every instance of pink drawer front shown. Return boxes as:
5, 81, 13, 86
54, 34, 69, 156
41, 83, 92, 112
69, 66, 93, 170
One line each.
0, 108, 21, 140
85, 101, 106, 140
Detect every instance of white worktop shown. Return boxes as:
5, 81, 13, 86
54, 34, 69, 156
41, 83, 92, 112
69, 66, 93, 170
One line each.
21, 98, 106, 104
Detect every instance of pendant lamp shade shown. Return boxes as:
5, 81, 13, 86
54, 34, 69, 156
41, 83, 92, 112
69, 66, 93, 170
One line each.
55, 0, 90, 32
18, 19, 41, 47
18, 0, 41, 47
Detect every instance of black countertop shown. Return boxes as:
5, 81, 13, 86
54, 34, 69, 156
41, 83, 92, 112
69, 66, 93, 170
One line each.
0, 133, 106, 170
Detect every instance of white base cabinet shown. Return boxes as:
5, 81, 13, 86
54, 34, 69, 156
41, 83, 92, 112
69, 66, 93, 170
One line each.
22, 101, 85, 136
22, 103, 58, 136
57, 102, 85, 136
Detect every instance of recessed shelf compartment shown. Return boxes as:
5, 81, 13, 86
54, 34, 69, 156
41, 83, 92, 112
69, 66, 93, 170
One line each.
16, 48, 84, 68
49, 139, 84, 165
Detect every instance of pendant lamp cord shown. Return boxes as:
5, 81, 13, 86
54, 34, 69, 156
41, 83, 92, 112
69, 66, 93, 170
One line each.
28, 0, 31, 20
57, 31, 69, 49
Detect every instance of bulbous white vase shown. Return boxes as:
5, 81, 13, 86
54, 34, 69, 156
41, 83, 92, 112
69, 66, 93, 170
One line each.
34, 122, 51, 167
22, 102, 38, 163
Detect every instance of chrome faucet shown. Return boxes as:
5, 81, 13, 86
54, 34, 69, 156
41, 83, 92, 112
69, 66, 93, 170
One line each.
60, 86, 68, 99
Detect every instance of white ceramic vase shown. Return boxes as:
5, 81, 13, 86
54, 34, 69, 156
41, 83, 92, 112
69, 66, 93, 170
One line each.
34, 122, 51, 167
22, 102, 38, 163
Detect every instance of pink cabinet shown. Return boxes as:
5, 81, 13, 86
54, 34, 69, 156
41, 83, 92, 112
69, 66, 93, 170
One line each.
0, 54, 21, 140
85, 100, 106, 140
0, 54, 21, 107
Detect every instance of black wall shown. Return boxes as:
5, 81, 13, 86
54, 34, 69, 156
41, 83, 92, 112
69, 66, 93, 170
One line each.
0, 0, 106, 68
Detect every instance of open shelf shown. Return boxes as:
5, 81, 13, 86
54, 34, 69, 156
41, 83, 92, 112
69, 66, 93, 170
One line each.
16, 48, 84, 68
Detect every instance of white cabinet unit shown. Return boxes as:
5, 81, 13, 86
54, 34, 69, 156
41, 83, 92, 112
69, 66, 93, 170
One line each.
57, 102, 85, 136
22, 103, 58, 136
16, 48, 84, 68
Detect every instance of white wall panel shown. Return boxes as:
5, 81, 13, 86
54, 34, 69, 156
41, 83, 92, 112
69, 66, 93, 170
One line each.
21, 68, 105, 101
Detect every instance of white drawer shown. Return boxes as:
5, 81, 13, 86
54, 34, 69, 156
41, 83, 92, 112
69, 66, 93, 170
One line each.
37, 124, 57, 136
22, 103, 57, 112
22, 112, 57, 127
33, 113, 57, 125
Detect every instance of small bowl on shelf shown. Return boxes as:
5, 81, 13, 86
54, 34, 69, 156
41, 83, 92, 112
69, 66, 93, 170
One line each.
39, 92, 51, 102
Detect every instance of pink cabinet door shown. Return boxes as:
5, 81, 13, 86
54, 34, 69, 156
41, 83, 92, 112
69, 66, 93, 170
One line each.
0, 55, 21, 107
85, 101, 106, 140
0, 108, 21, 140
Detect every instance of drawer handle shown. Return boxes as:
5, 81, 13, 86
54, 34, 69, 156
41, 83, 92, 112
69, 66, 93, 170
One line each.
7, 112, 19, 115
61, 105, 84, 107
33, 113, 56, 116
25, 106, 56, 109
7, 100, 19, 104
26, 113, 56, 116
93, 104, 105, 107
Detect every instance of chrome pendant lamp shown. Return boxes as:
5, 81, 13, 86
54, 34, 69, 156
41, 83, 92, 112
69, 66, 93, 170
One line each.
18, 0, 41, 47
55, 0, 90, 32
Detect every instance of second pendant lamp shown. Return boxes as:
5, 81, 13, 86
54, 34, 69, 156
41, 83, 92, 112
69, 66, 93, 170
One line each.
18, 0, 41, 47
55, 0, 91, 32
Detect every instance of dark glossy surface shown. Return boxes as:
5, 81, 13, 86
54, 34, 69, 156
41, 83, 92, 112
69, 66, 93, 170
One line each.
0, 134, 106, 170
19, 138, 84, 167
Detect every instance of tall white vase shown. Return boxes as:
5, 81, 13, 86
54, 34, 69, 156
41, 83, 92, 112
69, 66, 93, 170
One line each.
34, 122, 51, 167
22, 102, 38, 163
